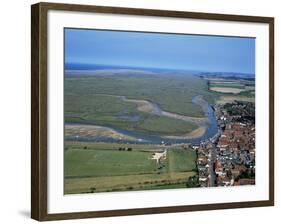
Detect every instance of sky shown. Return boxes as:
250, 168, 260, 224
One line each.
64, 28, 255, 74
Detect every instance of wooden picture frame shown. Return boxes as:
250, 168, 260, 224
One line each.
31, 2, 274, 221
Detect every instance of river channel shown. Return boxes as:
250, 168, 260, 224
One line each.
65, 95, 219, 145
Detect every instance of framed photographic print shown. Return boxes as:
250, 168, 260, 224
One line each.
31, 2, 274, 221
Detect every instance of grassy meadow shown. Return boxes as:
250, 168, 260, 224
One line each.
64, 141, 197, 194
64, 73, 216, 136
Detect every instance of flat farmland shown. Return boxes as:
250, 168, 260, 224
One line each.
206, 77, 255, 103
216, 95, 255, 104
64, 142, 197, 193
65, 148, 156, 178
210, 87, 244, 94
65, 172, 195, 194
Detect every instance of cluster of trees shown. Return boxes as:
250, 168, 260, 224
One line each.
118, 147, 132, 151
234, 169, 255, 182
186, 175, 200, 188
206, 80, 210, 90
89, 187, 96, 193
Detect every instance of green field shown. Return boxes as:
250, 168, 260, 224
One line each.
206, 77, 255, 104
209, 83, 245, 89
65, 73, 216, 135
136, 116, 197, 135
64, 142, 197, 193
65, 149, 156, 178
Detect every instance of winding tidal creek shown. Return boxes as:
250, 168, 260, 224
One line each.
65, 95, 219, 145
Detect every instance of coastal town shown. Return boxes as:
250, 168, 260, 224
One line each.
63, 28, 257, 194
194, 101, 255, 187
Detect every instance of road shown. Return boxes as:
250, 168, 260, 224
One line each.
208, 143, 217, 187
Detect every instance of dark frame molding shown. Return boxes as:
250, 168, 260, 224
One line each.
31, 2, 274, 221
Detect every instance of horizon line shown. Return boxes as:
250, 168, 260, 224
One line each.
64, 62, 255, 76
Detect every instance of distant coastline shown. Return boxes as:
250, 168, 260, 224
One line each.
65, 63, 255, 79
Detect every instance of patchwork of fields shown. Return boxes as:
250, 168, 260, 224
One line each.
206, 77, 255, 104
64, 141, 197, 194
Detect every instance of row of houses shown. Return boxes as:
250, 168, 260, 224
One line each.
214, 102, 255, 187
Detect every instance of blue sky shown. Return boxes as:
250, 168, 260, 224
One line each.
65, 28, 255, 74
